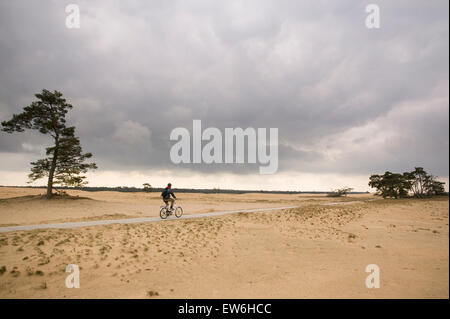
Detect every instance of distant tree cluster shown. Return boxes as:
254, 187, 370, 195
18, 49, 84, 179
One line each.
143, 183, 152, 192
335, 186, 354, 196
369, 167, 446, 199
327, 186, 354, 197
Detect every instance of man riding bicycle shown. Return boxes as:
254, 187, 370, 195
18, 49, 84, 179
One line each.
161, 183, 176, 211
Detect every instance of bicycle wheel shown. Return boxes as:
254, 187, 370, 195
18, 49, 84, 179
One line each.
175, 206, 183, 218
160, 206, 168, 219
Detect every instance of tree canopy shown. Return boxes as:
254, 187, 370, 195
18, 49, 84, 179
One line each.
369, 167, 445, 199
335, 186, 354, 196
143, 183, 153, 192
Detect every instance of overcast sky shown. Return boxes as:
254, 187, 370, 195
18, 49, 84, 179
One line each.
0, 0, 448, 191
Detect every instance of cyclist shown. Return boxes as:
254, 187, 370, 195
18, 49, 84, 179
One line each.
161, 183, 177, 211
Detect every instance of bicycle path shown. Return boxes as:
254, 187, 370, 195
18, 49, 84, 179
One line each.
0, 199, 372, 233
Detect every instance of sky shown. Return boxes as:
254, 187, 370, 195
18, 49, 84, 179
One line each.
0, 0, 448, 191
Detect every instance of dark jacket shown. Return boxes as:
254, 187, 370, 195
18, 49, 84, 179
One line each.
162, 187, 176, 200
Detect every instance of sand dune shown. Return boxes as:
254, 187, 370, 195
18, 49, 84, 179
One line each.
0, 187, 366, 226
0, 187, 447, 298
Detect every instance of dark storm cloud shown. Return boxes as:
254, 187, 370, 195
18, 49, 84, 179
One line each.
0, 0, 448, 178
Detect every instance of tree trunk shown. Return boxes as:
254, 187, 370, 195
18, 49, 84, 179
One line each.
46, 138, 59, 199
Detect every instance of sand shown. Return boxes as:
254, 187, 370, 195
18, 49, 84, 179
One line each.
0, 187, 366, 226
0, 187, 447, 298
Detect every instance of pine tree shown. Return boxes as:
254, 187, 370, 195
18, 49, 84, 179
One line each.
1, 89, 97, 198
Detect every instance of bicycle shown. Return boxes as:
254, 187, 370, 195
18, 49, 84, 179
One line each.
160, 203, 183, 219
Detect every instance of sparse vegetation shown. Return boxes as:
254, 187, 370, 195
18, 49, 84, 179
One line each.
55, 238, 70, 246
10, 269, 20, 277
26, 267, 34, 276
328, 187, 354, 197
147, 290, 159, 297
0, 188, 447, 298
0, 238, 8, 246
38, 257, 50, 265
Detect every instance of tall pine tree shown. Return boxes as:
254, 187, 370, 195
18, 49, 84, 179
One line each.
1, 89, 97, 198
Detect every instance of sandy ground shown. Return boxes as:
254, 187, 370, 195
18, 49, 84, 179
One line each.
0, 187, 368, 226
0, 187, 448, 298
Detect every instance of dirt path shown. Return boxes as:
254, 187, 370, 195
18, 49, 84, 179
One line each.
0, 200, 374, 233
0, 205, 299, 233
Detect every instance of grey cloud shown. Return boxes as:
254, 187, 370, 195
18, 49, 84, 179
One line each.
0, 0, 448, 179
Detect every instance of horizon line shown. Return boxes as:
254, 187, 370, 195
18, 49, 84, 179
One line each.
0, 185, 372, 194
